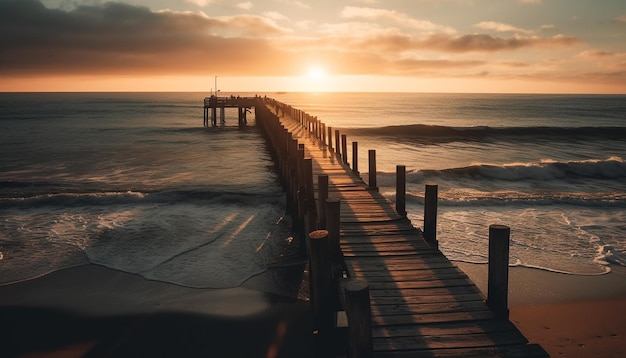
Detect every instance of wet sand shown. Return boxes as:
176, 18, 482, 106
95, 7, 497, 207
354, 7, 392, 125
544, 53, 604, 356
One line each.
0, 264, 313, 357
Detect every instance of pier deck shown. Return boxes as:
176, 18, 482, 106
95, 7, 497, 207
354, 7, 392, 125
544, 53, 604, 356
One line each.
264, 101, 548, 357
203, 96, 256, 127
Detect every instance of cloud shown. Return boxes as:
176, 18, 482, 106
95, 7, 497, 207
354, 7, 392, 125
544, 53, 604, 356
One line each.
389, 59, 484, 75
613, 16, 626, 23
0, 0, 294, 76
184, 0, 214, 6
474, 21, 534, 35
518, 0, 542, 4
262, 11, 289, 22
276, 0, 311, 10
419, 33, 583, 52
293, 31, 583, 54
0, 0, 591, 85
578, 50, 617, 59
236, 2, 253, 10
341, 6, 456, 34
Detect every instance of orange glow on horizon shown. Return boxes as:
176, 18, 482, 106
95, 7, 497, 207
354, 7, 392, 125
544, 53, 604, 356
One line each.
1, 75, 624, 94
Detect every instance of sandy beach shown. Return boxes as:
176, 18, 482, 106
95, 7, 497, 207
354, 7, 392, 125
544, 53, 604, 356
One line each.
457, 262, 626, 358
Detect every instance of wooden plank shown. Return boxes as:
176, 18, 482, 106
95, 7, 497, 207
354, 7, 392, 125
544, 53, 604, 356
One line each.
346, 256, 455, 267
372, 300, 491, 316
373, 320, 521, 338
371, 310, 497, 325
373, 330, 528, 350
367, 286, 483, 298
369, 293, 486, 306
366, 279, 478, 292
372, 344, 549, 358
354, 267, 466, 276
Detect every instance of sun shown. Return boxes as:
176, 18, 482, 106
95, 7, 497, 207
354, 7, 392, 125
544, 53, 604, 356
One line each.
307, 66, 326, 80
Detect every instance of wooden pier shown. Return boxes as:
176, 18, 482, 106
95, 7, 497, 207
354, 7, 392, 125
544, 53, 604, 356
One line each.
215, 97, 548, 357
203, 96, 256, 127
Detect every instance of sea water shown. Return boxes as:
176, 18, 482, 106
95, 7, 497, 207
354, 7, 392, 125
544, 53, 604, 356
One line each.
1, 93, 625, 292
274, 92, 626, 275
0, 92, 299, 290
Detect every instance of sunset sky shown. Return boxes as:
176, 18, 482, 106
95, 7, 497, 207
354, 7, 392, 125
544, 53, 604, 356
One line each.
1, 0, 625, 93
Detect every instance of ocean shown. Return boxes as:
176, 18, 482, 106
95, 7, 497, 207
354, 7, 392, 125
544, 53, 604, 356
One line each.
1, 92, 625, 293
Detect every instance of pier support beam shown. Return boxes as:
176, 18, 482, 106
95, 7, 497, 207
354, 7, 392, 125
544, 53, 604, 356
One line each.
352, 142, 359, 174
318, 175, 329, 229
368, 150, 377, 190
343, 279, 373, 358
341, 134, 348, 165
424, 184, 438, 249
328, 127, 333, 151
308, 230, 337, 356
396, 165, 406, 217
488, 224, 510, 319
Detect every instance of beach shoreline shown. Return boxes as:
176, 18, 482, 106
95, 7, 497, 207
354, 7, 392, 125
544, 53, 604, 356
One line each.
2, 262, 626, 357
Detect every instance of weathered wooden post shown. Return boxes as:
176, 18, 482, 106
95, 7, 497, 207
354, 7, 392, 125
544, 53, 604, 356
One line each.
308, 230, 337, 356
341, 134, 348, 165
295, 145, 306, 238
288, 138, 299, 217
304, 158, 317, 239
318, 175, 329, 229
396, 165, 406, 217
487, 224, 510, 319
325, 199, 343, 281
423, 183, 438, 249
328, 126, 333, 151
314, 117, 320, 141
335, 130, 341, 157
343, 279, 373, 358
368, 150, 377, 190
352, 142, 359, 174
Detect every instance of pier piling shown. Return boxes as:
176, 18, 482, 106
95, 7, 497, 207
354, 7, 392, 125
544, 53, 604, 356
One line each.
488, 224, 511, 319
424, 183, 439, 249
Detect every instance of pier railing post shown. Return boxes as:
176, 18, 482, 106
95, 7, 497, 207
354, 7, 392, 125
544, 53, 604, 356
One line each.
288, 139, 299, 218
318, 175, 329, 229
343, 279, 373, 358
296, 145, 306, 240
396, 165, 406, 217
423, 183, 438, 249
487, 224, 510, 319
304, 157, 318, 238
341, 134, 348, 165
326, 199, 344, 282
335, 130, 341, 157
328, 127, 333, 151
308, 230, 337, 356
368, 150, 377, 190
352, 142, 359, 174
